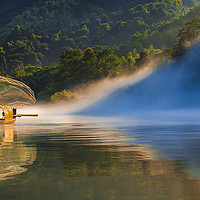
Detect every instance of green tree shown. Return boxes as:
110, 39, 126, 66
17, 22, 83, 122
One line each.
55, 47, 121, 90
172, 17, 200, 58
50, 89, 77, 102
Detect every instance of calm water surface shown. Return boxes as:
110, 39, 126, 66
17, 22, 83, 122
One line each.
1, 113, 200, 200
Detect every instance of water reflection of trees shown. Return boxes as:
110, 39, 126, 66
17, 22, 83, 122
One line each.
48, 129, 200, 200
0, 125, 37, 180
60, 144, 175, 178
2, 126, 200, 200
54, 128, 167, 177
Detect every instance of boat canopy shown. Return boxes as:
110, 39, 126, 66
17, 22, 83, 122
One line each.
0, 76, 36, 108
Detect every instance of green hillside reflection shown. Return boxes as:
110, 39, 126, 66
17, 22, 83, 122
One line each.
1, 123, 200, 200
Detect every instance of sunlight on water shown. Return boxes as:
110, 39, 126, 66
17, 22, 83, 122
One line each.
0, 113, 200, 200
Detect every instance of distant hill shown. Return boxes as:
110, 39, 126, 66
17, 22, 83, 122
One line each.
0, 0, 200, 100
0, 1, 199, 75
1, 0, 199, 41
0, 0, 45, 27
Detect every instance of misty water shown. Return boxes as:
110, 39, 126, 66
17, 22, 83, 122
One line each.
0, 113, 200, 200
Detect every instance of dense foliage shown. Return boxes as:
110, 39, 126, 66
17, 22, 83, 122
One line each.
1, 0, 199, 48
56, 48, 121, 87
0, 0, 200, 101
50, 89, 77, 103
172, 16, 200, 57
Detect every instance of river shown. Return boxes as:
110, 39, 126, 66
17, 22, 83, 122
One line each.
0, 112, 200, 200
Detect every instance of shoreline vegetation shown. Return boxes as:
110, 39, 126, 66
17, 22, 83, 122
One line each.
0, 0, 200, 103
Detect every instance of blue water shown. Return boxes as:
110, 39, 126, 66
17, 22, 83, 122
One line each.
0, 113, 200, 200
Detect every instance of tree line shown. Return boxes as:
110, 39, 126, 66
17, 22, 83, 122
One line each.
0, 0, 200, 101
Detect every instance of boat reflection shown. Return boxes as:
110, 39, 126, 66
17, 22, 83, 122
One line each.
1, 122, 200, 200
0, 125, 37, 180
1, 125, 17, 144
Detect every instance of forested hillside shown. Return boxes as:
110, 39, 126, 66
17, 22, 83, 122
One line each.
0, 0, 200, 101
1, 0, 199, 46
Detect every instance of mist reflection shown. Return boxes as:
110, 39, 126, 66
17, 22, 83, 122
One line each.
2, 121, 200, 200
0, 125, 37, 180
60, 134, 170, 178
54, 131, 200, 200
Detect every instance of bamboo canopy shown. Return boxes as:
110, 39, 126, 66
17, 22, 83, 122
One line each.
0, 76, 36, 108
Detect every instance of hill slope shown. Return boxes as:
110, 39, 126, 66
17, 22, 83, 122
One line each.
0, 0, 200, 100
0, 0, 200, 70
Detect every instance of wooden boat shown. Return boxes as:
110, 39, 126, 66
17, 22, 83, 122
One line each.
0, 105, 38, 124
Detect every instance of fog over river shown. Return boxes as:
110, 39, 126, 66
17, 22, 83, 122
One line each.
78, 42, 200, 116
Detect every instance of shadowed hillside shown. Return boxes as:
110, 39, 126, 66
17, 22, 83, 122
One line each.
0, 0, 200, 101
